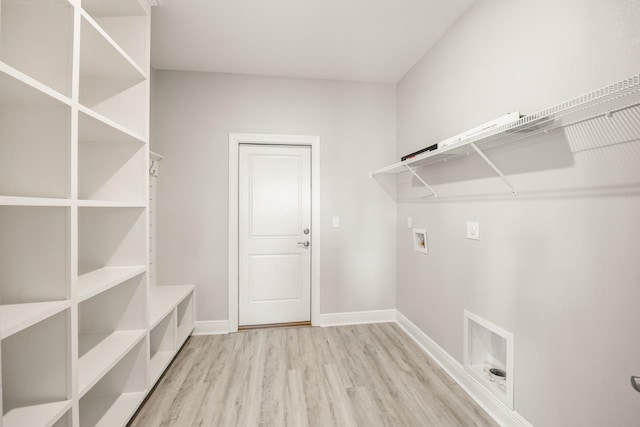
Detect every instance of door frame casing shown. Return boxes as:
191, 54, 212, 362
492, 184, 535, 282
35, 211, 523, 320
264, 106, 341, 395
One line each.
228, 133, 321, 333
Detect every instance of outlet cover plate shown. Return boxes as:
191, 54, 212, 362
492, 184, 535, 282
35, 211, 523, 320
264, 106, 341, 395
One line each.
467, 221, 480, 240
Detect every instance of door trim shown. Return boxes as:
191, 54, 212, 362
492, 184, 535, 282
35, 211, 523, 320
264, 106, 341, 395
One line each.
228, 133, 321, 333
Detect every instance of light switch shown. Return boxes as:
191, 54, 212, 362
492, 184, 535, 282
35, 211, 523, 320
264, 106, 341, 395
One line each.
407, 216, 413, 229
332, 216, 340, 228
467, 221, 480, 240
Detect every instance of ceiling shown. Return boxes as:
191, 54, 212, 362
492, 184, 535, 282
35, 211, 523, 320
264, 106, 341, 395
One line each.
151, 0, 476, 83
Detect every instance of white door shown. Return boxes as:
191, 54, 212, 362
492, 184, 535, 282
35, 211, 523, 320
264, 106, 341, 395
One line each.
238, 144, 311, 326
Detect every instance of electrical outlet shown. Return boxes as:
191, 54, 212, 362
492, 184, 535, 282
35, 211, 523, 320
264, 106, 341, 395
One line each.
407, 216, 412, 229
467, 221, 480, 240
332, 216, 340, 228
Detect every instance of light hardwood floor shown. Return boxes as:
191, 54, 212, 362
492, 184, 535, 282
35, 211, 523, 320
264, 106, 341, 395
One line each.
130, 323, 498, 426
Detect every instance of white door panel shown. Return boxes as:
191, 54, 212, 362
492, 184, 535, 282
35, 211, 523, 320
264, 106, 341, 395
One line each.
249, 254, 301, 302
239, 145, 311, 326
249, 155, 302, 237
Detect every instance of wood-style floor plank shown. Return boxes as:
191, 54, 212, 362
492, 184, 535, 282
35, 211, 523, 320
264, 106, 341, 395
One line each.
130, 323, 498, 427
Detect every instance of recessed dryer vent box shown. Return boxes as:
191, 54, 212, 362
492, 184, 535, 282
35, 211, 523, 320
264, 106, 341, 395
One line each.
464, 310, 514, 409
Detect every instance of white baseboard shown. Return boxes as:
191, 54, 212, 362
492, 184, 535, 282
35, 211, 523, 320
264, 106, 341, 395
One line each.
319, 309, 396, 327
193, 320, 230, 335
193, 310, 395, 333
395, 311, 533, 427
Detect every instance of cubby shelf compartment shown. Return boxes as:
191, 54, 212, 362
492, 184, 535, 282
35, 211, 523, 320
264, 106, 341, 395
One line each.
80, 392, 146, 427
78, 207, 147, 275
0, 62, 72, 106
0, 300, 71, 339
0, 66, 71, 199
83, 3, 149, 73
371, 73, 640, 195
78, 108, 147, 201
3, 400, 71, 427
79, 11, 146, 81
78, 274, 146, 397
78, 329, 146, 397
149, 311, 176, 385
0, 207, 69, 331
79, 10, 147, 136
0, 0, 73, 97
2, 310, 70, 427
79, 106, 146, 144
149, 285, 194, 329
52, 410, 71, 427
463, 310, 514, 409
79, 340, 147, 427
82, 0, 148, 18
78, 266, 146, 302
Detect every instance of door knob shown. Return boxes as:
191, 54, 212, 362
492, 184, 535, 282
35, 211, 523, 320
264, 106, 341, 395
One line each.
297, 241, 310, 248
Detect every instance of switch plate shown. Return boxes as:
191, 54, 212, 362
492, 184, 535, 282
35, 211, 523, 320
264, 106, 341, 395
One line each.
407, 216, 412, 229
467, 221, 480, 240
332, 216, 340, 228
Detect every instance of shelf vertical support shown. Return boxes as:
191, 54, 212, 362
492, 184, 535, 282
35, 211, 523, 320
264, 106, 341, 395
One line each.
469, 143, 516, 195
404, 165, 437, 197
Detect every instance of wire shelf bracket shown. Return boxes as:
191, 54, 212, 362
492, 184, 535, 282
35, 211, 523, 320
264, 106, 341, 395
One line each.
404, 164, 438, 197
469, 142, 516, 195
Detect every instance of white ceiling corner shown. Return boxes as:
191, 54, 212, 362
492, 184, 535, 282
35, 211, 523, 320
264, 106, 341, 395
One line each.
151, 0, 476, 83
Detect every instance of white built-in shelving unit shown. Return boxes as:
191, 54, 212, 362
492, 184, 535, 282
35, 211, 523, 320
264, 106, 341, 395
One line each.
0, 1, 194, 426
371, 74, 640, 197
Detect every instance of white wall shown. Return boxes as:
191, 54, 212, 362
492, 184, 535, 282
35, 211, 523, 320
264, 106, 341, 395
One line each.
396, 1, 640, 426
152, 71, 397, 321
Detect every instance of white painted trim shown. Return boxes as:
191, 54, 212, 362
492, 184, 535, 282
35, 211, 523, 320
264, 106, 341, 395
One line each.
228, 133, 321, 333
193, 320, 230, 336
395, 311, 533, 427
319, 309, 396, 327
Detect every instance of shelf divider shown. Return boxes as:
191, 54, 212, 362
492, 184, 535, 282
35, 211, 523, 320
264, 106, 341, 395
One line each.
79, 105, 147, 144
0, 301, 71, 340
77, 200, 146, 208
0, 62, 72, 107
149, 351, 175, 385
3, 399, 72, 427
78, 266, 146, 302
0, 196, 72, 207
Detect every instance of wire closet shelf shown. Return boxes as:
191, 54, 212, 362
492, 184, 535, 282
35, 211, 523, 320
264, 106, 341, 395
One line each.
370, 73, 640, 195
